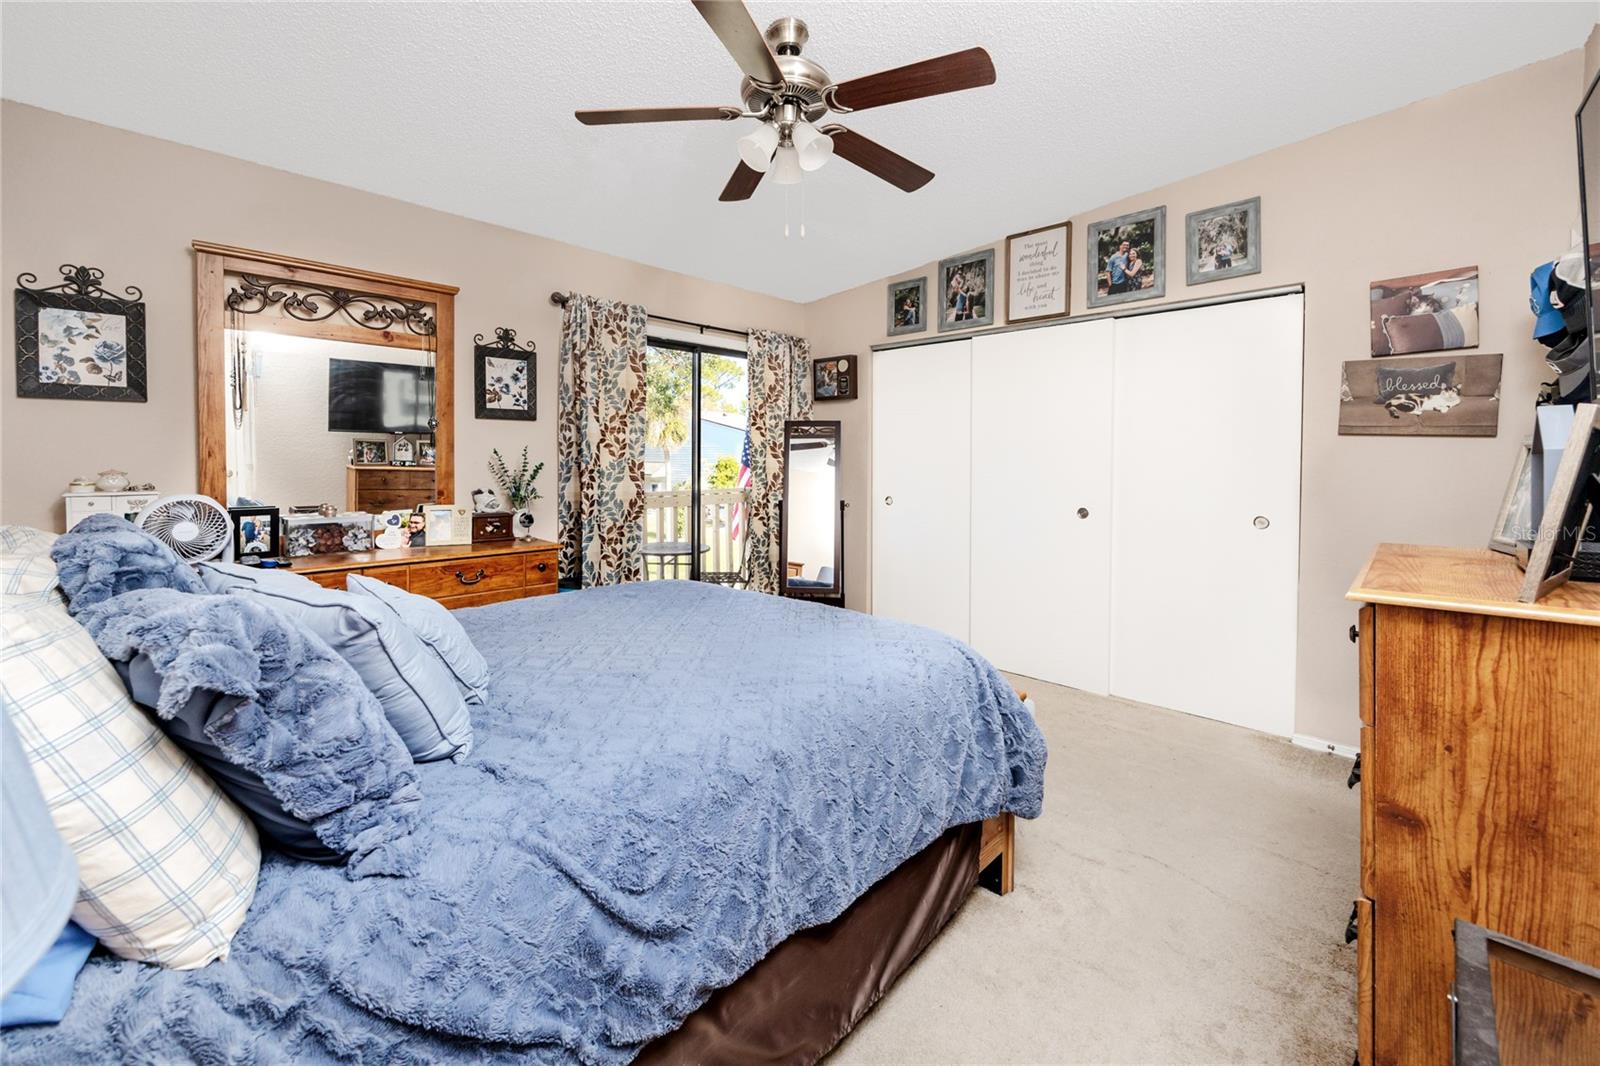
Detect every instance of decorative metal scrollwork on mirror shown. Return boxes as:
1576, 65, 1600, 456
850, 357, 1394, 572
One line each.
779, 419, 845, 608
225, 274, 436, 336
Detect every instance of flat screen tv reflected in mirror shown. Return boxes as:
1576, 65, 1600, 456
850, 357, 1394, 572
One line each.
327, 357, 435, 434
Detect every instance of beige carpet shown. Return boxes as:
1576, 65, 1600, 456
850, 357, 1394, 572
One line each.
831, 677, 1359, 1066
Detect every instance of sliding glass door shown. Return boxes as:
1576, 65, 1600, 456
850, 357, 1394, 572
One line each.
643, 340, 748, 582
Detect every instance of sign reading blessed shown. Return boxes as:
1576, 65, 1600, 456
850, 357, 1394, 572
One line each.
1006, 222, 1072, 324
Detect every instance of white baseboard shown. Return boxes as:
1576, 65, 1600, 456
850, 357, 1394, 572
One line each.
1292, 733, 1359, 760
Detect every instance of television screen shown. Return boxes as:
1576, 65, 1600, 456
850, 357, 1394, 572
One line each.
327, 358, 435, 434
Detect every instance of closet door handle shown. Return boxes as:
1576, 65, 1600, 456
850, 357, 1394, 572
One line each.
883, 496, 894, 506
455, 568, 487, 586
1253, 515, 1271, 530
1077, 507, 1090, 519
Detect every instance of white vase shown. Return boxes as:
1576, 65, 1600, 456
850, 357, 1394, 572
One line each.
513, 507, 536, 540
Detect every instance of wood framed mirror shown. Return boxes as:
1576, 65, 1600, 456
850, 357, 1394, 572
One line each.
779, 419, 844, 607
192, 242, 457, 513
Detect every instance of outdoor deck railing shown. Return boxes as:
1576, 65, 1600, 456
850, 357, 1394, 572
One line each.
642, 487, 747, 579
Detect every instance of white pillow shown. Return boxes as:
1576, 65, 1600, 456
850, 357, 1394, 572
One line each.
0, 525, 64, 604
0, 594, 260, 969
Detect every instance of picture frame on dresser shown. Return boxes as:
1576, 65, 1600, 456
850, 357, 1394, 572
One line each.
229, 506, 280, 560
15, 264, 148, 402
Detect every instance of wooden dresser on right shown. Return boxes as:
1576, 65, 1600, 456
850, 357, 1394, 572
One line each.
1346, 544, 1600, 1066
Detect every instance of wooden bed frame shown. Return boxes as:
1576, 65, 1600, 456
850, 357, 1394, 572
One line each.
978, 812, 1016, 895
975, 685, 1027, 896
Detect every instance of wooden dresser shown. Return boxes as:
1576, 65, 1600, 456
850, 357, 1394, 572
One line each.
292, 538, 559, 608
345, 464, 436, 512
1346, 544, 1600, 1066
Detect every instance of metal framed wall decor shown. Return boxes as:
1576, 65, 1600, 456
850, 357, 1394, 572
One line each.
15, 264, 148, 401
474, 327, 536, 421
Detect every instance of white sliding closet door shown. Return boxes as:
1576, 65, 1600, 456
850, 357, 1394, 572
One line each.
971, 321, 1115, 692
1110, 294, 1303, 736
872, 340, 971, 641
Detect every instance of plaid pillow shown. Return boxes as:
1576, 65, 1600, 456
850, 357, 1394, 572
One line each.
0, 594, 260, 969
0, 525, 64, 604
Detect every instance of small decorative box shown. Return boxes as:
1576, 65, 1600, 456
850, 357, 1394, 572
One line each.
472, 511, 513, 543
284, 513, 374, 557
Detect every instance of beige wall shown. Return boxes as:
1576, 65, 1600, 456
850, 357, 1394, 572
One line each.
0, 102, 805, 537
803, 50, 1587, 747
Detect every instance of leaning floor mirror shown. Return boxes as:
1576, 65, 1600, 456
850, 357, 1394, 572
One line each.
779, 420, 844, 607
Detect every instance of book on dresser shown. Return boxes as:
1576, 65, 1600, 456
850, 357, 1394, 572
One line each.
1346, 543, 1600, 1066
291, 538, 559, 608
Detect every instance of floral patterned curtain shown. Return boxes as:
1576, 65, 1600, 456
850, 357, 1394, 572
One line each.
556, 293, 648, 587
744, 328, 813, 594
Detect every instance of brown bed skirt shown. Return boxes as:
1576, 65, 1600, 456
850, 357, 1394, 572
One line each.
637, 821, 982, 1066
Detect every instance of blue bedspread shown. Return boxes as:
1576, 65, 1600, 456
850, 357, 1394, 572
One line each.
3, 581, 1046, 1064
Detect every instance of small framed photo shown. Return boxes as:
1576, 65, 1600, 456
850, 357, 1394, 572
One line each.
15, 265, 148, 402
352, 437, 388, 465
418, 440, 437, 466
1370, 266, 1479, 357
1489, 437, 1534, 555
1006, 221, 1071, 323
1186, 197, 1261, 285
936, 249, 995, 332
886, 277, 927, 337
229, 506, 279, 560
1087, 206, 1165, 309
474, 327, 536, 421
812, 356, 857, 401
1519, 402, 1600, 603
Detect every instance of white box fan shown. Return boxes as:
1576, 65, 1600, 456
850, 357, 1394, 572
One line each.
136, 495, 233, 563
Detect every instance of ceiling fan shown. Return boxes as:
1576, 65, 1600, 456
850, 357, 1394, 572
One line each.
575, 1, 996, 201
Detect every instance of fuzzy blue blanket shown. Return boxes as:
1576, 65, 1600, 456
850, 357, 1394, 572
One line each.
3, 581, 1046, 1064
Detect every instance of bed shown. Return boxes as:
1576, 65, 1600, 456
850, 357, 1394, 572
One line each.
3, 579, 1046, 1064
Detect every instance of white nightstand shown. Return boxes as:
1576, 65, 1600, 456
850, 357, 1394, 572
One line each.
63, 491, 161, 531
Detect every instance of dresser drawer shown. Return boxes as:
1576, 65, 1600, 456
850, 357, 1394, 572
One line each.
359, 565, 410, 591
409, 554, 525, 599
526, 551, 557, 592
306, 570, 349, 590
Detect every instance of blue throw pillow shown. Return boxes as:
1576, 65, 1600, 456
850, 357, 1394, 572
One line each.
346, 574, 490, 704
0, 923, 95, 1028
115, 656, 337, 862
197, 563, 472, 763
72, 588, 421, 879
50, 515, 204, 610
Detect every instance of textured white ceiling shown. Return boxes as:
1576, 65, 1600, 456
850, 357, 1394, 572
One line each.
2, 2, 1594, 302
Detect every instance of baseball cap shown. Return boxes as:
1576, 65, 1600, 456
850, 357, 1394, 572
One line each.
1530, 261, 1566, 341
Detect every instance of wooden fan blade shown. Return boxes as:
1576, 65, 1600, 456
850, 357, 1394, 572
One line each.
576, 106, 740, 125
825, 127, 934, 192
691, 0, 784, 87
719, 161, 765, 202
828, 47, 996, 112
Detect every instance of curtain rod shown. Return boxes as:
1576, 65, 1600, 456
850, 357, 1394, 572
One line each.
548, 291, 750, 339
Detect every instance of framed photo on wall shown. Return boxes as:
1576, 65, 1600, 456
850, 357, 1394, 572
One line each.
936, 248, 996, 332
1006, 222, 1071, 323
474, 326, 536, 421
886, 277, 927, 337
1185, 197, 1261, 285
1369, 266, 1479, 357
1086, 206, 1165, 309
14, 264, 148, 402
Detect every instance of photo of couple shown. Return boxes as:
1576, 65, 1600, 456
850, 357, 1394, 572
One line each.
937, 250, 995, 332
1088, 206, 1166, 308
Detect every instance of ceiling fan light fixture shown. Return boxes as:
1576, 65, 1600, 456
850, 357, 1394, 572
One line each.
791, 119, 833, 172
772, 145, 804, 185
738, 121, 780, 172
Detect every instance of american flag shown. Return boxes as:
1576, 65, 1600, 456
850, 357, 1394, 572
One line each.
730, 431, 752, 541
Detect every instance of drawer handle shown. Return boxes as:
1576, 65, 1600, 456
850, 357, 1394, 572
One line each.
455, 568, 487, 586
536, 561, 547, 573
1348, 624, 1359, 644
